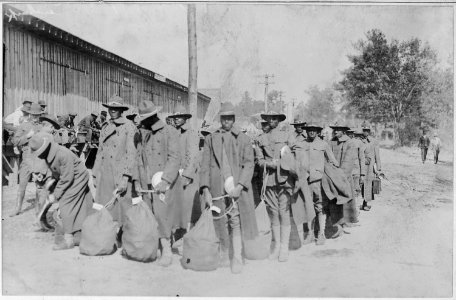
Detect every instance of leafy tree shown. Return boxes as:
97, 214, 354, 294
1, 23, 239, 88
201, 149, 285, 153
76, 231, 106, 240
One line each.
338, 29, 438, 146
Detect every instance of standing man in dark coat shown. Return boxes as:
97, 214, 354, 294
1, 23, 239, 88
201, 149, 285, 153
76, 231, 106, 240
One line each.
418, 130, 431, 164
10, 103, 43, 217
361, 122, 382, 211
330, 123, 358, 235
92, 96, 138, 234
29, 132, 92, 250
200, 102, 259, 274
168, 105, 199, 238
295, 122, 339, 245
135, 101, 180, 267
351, 128, 366, 207
288, 119, 307, 148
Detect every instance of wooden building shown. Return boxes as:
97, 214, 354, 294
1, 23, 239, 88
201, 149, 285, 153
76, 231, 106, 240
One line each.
2, 4, 210, 123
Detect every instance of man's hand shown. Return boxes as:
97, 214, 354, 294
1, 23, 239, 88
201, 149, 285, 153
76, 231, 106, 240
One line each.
117, 175, 129, 194
228, 184, 243, 198
203, 188, 213, 207
155, 180, 170, 193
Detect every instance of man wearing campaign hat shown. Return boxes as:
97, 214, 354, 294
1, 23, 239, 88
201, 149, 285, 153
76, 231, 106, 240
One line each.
295, 122, 339, 245
134, 100, 180, 267
29, 132, 92, 250
351, 128, 366, 207
38, 100, 47, 112
256, 110, 300, 262
361, 121, 381, 211
330, 122, 359, 232
289, 118, 307, 147
167, 105, 200, 244
92, 95, 138, 241
10, 102, 44, 217
200, 102, 259, 273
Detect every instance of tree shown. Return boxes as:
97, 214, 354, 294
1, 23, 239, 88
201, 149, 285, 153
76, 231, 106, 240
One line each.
338, 29, 438, 146
295, 86, 337, 124
267, 90, 285, 113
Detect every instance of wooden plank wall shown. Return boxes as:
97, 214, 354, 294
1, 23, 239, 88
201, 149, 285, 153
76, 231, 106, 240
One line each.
3, 24, 210, 124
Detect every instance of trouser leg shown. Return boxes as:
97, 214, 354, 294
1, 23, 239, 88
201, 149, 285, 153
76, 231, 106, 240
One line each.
228, 205, 243, 273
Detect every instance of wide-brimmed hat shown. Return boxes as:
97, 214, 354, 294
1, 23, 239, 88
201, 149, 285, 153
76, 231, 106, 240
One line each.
91, 111, 98, 117
102, 95, 129, 111
290, 118, 306, 126
68, 112, 78, 117
353, 128, 364, 135
29, 132, 54, 156
138, 101, 162, 123
169, 105, 192, 119
38, 100, 47, 107
24, 103, 44, 115
219, 102, 236, 116
261, 111, 286, 122
39, 114, 61, 129
329, 121, 350, 130
303, 122, 323, 131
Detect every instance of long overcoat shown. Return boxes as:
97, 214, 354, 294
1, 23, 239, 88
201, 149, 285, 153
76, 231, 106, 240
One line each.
199, 126, 259, 249
135, 119, 180, 238
92, 117, 137, 225
170, 122, 200, 230
363, 139, 375, 202
331, 136, 357, 223
43, 142, 93, 234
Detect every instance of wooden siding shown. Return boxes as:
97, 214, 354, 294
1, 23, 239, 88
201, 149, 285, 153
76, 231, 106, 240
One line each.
3, 22, 209, 124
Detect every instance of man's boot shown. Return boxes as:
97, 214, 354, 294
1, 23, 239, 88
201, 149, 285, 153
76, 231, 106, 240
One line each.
302, 222, 315, 245
269, 225, 280, 260
297, 225, 306, 246
10, 193, 25, 217
157, 238, 173, 267
231, 234, 243, 274
278, 225, 291, 262
53, 233, 75, 251
316, 213, 326, 245
219, 245, 230, 268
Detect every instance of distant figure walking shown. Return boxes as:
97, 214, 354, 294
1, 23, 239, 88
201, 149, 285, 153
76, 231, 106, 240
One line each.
418, 131, 430, 164
430, 133, 442, 164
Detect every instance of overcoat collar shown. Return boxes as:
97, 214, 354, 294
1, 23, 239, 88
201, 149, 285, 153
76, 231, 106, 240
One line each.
211, 126, 241, 166
111, 116, 128, 125
45, 142, 59, 163
151, 119, 165, 132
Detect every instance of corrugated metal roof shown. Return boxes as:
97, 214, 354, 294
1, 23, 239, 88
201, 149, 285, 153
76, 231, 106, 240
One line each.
3, 4, 210, 102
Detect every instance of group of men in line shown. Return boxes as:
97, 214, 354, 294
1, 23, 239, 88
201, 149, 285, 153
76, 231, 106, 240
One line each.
5, 95, 382, 274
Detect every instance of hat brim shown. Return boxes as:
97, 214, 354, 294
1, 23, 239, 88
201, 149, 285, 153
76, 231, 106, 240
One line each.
169, 113, 192, 119
31, 138, 51, 157
260, 114, 286, 122
39, 116, 61, 129
304, 126, 323, 131
28, 110, 43, 116
362, 128, 371, 131
138, 109, 159, 123
219, 111, 236, 116
330, 126, 350, 130
291, 122, 306, 126
102, 103, 129, 111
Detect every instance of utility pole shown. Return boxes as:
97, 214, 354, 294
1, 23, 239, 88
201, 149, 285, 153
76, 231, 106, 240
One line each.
187, 4, 198, 130
258, 74, 274, 112
278, 91, 285, 113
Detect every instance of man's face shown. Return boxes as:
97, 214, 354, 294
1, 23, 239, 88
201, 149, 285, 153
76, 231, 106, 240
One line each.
40, 106, 46, 111
100, 115, 106, 122
23, 102, 32, 110
362, 130, 369, 138
307, 129, 318, 140
220, 115, 235, 131
108, 108, 122, 120
347, 132, 354, 138
30, 114, 40, 123
334, 129, 344, 139
261, 123, 271, 133
173, 117, 186, 128
266, 116, 280, 129
294, 125, 304, 134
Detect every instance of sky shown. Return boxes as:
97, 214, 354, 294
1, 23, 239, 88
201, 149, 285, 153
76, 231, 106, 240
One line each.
9, 3, 454, 107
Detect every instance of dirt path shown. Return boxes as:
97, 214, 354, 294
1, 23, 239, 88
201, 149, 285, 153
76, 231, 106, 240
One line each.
2, 148, 453, 297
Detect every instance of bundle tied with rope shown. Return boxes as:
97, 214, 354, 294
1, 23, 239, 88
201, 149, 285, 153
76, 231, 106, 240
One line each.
79, 189, 120, 256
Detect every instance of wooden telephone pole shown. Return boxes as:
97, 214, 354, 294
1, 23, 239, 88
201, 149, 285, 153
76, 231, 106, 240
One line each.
187, 4, 198, 130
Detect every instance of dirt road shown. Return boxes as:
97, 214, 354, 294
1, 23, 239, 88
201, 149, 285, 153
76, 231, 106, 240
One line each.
2, 148, 453, 297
